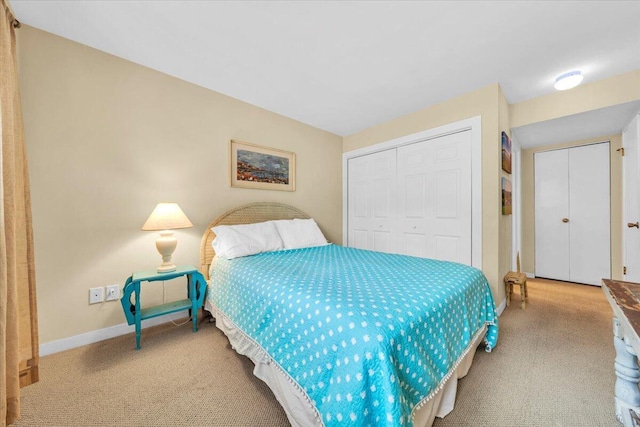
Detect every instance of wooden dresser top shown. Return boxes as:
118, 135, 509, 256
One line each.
603, 279, 640, 338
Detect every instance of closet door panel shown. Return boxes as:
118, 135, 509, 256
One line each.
435, 169, 459, 219
351, 229, 368, 250
373, 230, 393, 253
435, 235, 460, 263
348, 155, 370, 249
397, 130, 471, 264
397, 142, 430, 257
352, 182, 367, 218
433, 169, 462, 262
347, 149, 396, 253
373, 177, 392, 219
348, 130, 472, 265
430, 131, 472, 264
404, 173, 426, 218
371, 152, 396, 253
568, 143, 610, 286
535, 149, 570, 281
403, 233, 427, 258
400, 169, 428, 258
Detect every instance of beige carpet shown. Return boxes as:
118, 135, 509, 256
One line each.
433, 278, 617, 427
14, 278, 618, 426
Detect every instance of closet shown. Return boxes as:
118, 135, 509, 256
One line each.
534, 142, 610, 286
347, 130, 472, 265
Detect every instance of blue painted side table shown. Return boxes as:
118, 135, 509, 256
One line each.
120, 265, 207, 349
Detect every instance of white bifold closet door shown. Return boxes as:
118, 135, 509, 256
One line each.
347, 149, 397, 253
534, 142, 610, 286
396, 131, 472, 264
347, 130, 472, 265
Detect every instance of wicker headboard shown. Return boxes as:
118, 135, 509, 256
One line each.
199, 202, 310, 279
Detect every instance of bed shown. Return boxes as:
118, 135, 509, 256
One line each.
200, 202, 498, 427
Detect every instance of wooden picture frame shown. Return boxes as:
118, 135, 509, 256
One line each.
501, 131, 512, 174
502, 177, 512, 215
230, 140, 296, 191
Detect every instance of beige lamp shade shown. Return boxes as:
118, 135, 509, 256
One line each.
142, 203, 193, 273
141, 203, 193, 231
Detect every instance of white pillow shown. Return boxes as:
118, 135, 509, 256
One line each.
272, 218, 328, 250
212, 221, 283, 259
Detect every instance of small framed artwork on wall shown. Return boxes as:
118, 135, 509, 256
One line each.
501, 131, 512, 174
230, 140, 296, 192
502, 177, 512, 215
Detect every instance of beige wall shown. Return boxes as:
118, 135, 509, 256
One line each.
18, 26, 343, 344
343, 84, 505, 304
520, 135, 623, 278
498, 86, 512, 288
19, 22, 638, 346
511, 70, 640, 129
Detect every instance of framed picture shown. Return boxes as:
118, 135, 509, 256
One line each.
230, 140, 296, 191
502, 177, 512, 215
501, 131, 512, 174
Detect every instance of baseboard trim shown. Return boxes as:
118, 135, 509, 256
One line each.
525, 272, 535, 278
40, 314, 182, 357
42, 296, 508, 356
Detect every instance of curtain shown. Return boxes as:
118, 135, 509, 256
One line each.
1, 1, 37, 425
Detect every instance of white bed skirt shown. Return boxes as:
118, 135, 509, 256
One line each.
206, 302, 485, 427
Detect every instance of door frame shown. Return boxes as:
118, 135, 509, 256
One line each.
342, 116, 482, 270
623, 114, 640, 282
511, 137, 522, 272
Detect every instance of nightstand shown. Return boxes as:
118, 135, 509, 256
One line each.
120, 265, 207, 349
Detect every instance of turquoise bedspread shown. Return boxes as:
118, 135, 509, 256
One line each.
208, 244, 498, 426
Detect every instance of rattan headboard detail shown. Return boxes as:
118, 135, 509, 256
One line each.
199, 202, 310, 279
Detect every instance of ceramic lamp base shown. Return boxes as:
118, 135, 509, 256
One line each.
157, 263, 177, 273
155, 230, 178, 273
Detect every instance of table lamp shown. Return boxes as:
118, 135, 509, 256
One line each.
141, 203, 193, 273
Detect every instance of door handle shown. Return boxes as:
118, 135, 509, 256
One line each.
629, 222, 640, 229
562, 218, 569, 223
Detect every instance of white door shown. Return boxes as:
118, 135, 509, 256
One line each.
396, 131, 472, 264
535, 142, 611, 286
347, 149, 396, 253
623, 115, 640, 282
535, 149, 571, 281
568, 143, 610, 285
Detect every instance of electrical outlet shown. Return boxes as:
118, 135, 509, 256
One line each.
89, 287, 104, 304
105, 284, 120, 301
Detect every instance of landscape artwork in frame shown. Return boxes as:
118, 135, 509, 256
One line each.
502, 177, 512, 215
230, 140, 295, 191
501, 131, 512, 174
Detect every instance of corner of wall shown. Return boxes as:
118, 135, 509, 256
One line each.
497, 85, 512, 304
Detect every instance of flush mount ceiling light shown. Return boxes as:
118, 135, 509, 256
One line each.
554, 71, 584, 91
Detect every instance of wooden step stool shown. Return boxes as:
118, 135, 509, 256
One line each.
504, 253, 528, 309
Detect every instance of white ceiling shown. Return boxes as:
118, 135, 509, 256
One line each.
10, 0, 640, 142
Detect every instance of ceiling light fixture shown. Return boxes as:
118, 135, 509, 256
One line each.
554, 71, 583, 91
